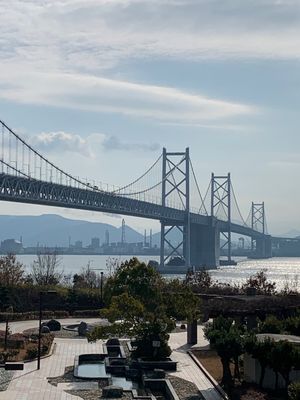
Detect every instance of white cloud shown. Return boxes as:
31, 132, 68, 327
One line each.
30, 131, 95, 157
29, 130, 160, 157
1, 0, 300, 75
2, 0, 299, 122
102, 136, 160, 152
0, 68, 254, 121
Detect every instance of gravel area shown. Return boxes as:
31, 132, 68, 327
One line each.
48, 366, 108, 387
0, 369, 14, 391
48, 366, 134, 400
66, 389, 134, 400
168, 376, 205, 400
23, 327, 85, 339
48, 363, 204, 400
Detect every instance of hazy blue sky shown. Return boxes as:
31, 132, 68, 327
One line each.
0, 0, 300, 235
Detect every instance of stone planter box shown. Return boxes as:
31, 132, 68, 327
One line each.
131, 358, 177, 371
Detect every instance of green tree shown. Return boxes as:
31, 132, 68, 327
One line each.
88, 292, 173, 360
270, 341, 300, 391
162, 279, 201, 322
103, 257, 163, 312
204, 316, 244, 390
90, 258, 200, 360
245, 335, 274, 388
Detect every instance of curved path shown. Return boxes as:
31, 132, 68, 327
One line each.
0, 319, 223, 400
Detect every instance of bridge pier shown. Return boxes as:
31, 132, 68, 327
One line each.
190, 223, 220, 269
252, 235, 272, 259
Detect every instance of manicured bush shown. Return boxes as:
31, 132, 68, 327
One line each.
73, 309, 100, 318
289, 382, 300, 400
0, 310, 69, 322
285, 316, 300, 336
46, 319, 61, 332
258, 315, 283, 334
26, 347, 38, 360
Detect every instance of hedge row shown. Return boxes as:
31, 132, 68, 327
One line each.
0, 309, 101, 322
72, 309, 100, 317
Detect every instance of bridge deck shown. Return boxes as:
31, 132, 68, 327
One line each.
0, 173, 265, 239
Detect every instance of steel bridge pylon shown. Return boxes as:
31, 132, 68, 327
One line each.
251, 202, 272, 258
251, 201, 265, 251
211, 173, 232, 263
160, 148, 190, 269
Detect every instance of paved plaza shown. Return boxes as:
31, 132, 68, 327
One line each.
0, 319, 223, 400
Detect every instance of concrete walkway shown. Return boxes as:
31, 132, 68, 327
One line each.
169, 327, 224, 400
0, 319, 223, 400
0, 338, 104, 400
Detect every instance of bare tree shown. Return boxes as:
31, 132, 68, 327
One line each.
30, 252, 63, 286
73, 263, 103, 289
0, 254, 25, 286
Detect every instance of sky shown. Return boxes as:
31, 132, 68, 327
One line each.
0, 0, 300, 235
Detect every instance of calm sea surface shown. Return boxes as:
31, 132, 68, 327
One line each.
16, 255, 300, 291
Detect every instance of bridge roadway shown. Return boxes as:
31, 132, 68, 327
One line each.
0, 173, 265, 239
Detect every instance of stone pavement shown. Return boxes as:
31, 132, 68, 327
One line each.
0, 338, 104, 400
169, 326, 224, 400
0, 319, 223, 400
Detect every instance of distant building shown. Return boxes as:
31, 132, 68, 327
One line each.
75, 240, 83, 249
0, 239, 23, 254
91, 237, 100, 249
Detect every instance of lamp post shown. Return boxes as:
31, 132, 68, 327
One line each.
4, 314, 9, 351
37, 290, 57, 370
91, 268, 105, 308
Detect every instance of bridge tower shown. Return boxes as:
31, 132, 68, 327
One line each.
251, 202, 272, 258
160, 148, 190, 269
211, 173, 232, 262
251, 202, 265, 236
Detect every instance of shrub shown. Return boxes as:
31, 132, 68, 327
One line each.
46, 319, 61, 332
26, 347, 38, 360
41, 344, 49, 356
51, 310, 69, 318
285, 316, 300, 336
258, 315, 283, 334
289, 382, 300, 400
73, 309, 100, 318
0, 310, 69, 322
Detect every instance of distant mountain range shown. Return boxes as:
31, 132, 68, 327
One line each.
278, 229, 300, 238
0, 214, 180, 248
1, 214, 298, 248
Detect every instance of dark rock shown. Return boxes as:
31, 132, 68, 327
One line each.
78, 321, 88, 336
180, 324, 186, 330
41, 326, 51, 334
102, 385, 123, 398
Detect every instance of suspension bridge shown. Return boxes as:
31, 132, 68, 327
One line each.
0, 119, 273, 269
